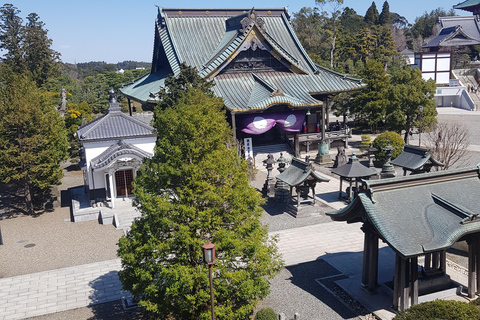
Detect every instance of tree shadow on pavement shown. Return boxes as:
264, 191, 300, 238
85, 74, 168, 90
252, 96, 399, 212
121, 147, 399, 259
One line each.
284, 259, 363, 319
0, 182, 27, 218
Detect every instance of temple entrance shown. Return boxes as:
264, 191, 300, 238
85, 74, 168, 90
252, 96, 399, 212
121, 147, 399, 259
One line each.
115, 169, 133, 197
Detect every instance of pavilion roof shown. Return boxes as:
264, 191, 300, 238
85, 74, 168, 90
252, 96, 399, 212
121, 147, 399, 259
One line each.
423, 16, 480, 48
327, 166, 480, 258
120, 7, 365, 110
330, 153, 377, 179
77, 94, 155, 142
276, 157, 330, 186
391, 145, 444, 171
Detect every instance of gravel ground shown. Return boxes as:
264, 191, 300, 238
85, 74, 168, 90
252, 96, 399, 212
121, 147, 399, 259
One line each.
0, 159, 124, 278
255, 259, 362, 320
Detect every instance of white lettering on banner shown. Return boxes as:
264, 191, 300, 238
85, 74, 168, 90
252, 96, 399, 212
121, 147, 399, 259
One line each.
244, 138, 253, 160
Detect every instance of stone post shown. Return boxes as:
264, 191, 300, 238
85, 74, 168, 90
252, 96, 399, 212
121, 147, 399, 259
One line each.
262, 154, 276, 198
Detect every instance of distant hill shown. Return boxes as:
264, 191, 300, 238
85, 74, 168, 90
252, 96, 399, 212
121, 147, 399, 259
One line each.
61, 61, 151, 79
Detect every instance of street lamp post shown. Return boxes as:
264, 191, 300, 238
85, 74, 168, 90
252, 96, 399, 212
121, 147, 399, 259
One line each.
418, 105, 424, 147
202, 243, 216, 320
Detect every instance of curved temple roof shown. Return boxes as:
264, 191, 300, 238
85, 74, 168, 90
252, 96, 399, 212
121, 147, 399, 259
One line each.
120, 7, 365, 111
327, 166, 480, 258
276, 157, 330, 186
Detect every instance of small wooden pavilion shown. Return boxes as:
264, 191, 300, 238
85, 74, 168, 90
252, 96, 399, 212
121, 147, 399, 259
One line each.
330, 153, 377, 201
327, 166, 480, 311
275, 157, 329, 217
391, 145, 444, 176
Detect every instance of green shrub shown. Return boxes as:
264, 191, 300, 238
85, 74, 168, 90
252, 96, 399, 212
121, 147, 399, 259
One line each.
360, 134, 372, 151
372, 131, 404, 161
254, 308, 277, 320
394, 300, 480, 320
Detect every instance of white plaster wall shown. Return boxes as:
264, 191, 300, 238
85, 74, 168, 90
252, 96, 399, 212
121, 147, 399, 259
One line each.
83, 136, 156, 190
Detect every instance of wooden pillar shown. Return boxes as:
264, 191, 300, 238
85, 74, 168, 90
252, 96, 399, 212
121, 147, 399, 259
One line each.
321, 104, 326, 141
468, 241, 476, 298
127, 98, 132, 116
476, 241, 480, 293
440, 250, 447, 274
410, 257, 419, 306
348, 179, 353, 202
425, 253, 431, 270
325, 97, 330, 128
294, 132, 300, 158
393, 253, 402, 310
367, 233, 379, 292
400, 257, 410, 311
338, 178, 343, 199
432, 252, 439, 270
362, 231, 370, 287
231, 112, 237, 143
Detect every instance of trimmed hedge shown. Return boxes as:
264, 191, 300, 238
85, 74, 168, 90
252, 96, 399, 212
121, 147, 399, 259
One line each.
254, 308, 277, 320
372, 131, 404, 161
394, 300, 480, 320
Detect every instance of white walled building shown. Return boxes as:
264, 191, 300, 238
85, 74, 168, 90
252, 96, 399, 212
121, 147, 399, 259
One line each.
77, 90, 155, 208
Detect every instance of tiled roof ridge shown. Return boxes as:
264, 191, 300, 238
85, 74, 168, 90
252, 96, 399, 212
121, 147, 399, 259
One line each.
158, 8, 181, 76
363, 166, 480, 197
251, 73, 277, 92
79, 111, 155, 141
314, 64, 364, 83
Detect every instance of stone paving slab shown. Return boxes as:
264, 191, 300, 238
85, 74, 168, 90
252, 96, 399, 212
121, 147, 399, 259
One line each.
0, 259, 129, 320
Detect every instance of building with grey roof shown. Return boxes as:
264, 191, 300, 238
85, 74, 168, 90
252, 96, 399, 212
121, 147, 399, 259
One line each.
77, 89, 156, 207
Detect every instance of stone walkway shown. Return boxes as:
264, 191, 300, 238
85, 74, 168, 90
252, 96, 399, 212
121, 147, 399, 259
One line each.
0, 260, 127, 320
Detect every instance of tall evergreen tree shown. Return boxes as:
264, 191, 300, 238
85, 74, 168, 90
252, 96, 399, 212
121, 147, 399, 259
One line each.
364, 1, 379, 25
0, 4, 60, 87
118, 66, 283, 320
23, 13, 60, 87
0, 4, 24, 72
0, 69, 68, 214
379, 1, 391, 26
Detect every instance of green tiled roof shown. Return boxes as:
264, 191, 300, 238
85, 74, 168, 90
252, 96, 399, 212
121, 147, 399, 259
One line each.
276, 157, 330, 186
327, 166, 480, 258
120, 7, 365, 111
454, 0, 480, 10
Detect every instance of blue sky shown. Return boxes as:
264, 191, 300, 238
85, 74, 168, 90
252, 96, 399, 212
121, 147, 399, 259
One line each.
14, 0, 467, 64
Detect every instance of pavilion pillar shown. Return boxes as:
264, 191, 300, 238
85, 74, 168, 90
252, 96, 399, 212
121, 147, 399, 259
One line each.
321, 104, 326, 141
231, 112, 237, 144
325, 98, 330, 129
127, 98, 132, 116
294, 133, 300, 158
367, 233, 379, 292
440, 250, 447, 274
410, 257, 419, 306
393, 254, 401, 310
400, 257, 410, 311
432, 252, 440, 270
338, 178, 343, 199
468, 240, 476, 298
476, 241, 480, 293
108, 170, 115, 209
361, 226, 379, 293
424, 253, 431, 270
393, 253, 410, 312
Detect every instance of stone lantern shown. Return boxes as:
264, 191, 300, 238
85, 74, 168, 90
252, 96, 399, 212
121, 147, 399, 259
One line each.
381, 141, 396, 178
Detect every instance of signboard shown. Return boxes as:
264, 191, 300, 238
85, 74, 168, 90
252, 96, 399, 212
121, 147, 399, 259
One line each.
244, 138, 253, 160
449, 79, 459, 87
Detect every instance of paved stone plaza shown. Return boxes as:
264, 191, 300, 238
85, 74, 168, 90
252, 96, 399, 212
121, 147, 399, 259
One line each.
0, 107, 480, 320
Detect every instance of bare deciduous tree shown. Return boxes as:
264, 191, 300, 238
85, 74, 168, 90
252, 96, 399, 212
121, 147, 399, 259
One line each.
424, 122, 470, 170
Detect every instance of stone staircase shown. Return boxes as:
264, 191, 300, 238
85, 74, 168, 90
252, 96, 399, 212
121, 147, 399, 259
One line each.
453, 69, 480, 110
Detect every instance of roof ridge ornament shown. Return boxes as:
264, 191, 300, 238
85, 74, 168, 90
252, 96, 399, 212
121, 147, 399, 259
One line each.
107, 88, 122, 113
240, 8, 266, 34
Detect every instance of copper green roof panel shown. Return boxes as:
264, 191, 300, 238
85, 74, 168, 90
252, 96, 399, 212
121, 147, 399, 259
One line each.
391, 145, 444, 170
276, 157, 330, 186
122, 7, 365, 106
120, 69, 169, 103
328, 166, 480, 258
454, 0, 480, 10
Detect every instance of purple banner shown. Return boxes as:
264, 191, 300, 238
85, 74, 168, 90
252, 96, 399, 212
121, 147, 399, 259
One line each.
238, 111, 305, 135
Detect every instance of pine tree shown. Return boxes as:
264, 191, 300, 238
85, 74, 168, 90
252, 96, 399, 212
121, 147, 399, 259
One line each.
0, 69, 68, 214
118, 66, 283, 320
364, 1, 379, 26
379, 1, 391, 26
